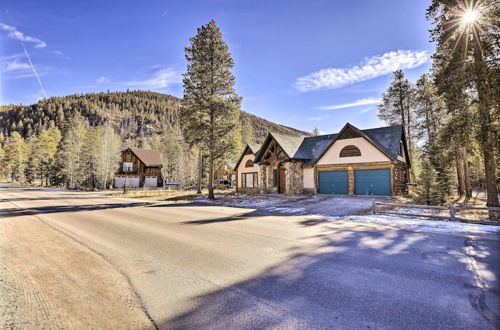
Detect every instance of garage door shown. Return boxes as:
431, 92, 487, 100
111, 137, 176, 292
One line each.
114, 176, 125, 188
115, 176, 139, 188
318, 171, 348, 195
144, 176, 157, 187
355, 169, 391, 196
128, 176, 140, 187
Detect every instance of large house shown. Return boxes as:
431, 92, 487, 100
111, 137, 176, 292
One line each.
234, 123, 410, 196
114, 147, 163, 188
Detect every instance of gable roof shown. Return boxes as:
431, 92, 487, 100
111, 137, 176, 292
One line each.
238, 123, 408, 169
233, 144, 261, 170
293, 134, 337, 167
126, 147, 163, 167
310, 123, 407, 167
254, 132, 305, 162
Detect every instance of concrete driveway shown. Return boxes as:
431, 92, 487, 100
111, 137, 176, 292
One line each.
208, 194, 390, 217
1, 185, 499, 329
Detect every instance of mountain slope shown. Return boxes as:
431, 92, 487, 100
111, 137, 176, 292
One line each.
0, 91, 309, 143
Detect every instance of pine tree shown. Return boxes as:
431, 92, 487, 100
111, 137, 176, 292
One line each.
378, 69, 416, 180
414, 74, 451, 203
427, 0, 499, 219
181, 20, 242, 199
312, 127, 320, 136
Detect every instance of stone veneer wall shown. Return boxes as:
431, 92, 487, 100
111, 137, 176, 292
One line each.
284, 161, 304, 196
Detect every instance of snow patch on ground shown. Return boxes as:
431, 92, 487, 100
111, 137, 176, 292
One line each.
304, 214, 500, 235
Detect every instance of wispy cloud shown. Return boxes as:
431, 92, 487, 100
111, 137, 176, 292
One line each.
0, 23, 47, 48
125, 66, 181, 89
97, 76, 110, 84
359, 107, 374, 113
296, 50, 429, 92
4, 59, 31, 72
317, 97, 381, 110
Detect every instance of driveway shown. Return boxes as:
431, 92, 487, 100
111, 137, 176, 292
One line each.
206, 193, 390, 217
1, 185, 499, 329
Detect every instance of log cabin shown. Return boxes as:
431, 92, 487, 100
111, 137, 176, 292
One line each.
114, 147, 163, 188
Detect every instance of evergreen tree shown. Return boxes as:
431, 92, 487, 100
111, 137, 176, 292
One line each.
378, 69, 416, 180
415, 74, 451, 203
181, 20, 242, 199
427, 0, 499, 218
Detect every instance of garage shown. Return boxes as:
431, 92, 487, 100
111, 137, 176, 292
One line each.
114, 176, 139, 188
318, 170, 348, 195
144, 176, 158, 187
354, 169, 391, 196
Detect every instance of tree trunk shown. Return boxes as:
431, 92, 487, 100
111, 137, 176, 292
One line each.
473, 42, 500, 220
461, 147, 472, 202
197, 146, 202, 194
455, 150, 465, 197
208, 157, 214, 200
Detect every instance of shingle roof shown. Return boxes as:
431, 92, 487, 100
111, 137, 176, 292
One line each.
128, 148, 162, 167
269, 132, 305, 158
248, 144, 261, 155
363, 125, 404, 161
247, 124, 406, 168
293, 134, 337, 166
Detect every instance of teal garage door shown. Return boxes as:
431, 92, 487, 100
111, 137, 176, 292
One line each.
318, 171, 348, 195
354, 169, 391, 196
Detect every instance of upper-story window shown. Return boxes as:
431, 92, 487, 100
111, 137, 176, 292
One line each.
245, 159, 254, 167
339, 145, 361, 157
123, 162, 133, 172
399, 141, 404, 156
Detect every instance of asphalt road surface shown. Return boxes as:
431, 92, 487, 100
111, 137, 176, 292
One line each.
1, 185, 499, 329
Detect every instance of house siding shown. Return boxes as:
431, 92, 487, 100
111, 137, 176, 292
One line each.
236, 153, 260, 193
317, 137, 390, 165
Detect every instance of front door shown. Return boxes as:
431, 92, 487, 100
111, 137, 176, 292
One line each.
278, 168, 286, 194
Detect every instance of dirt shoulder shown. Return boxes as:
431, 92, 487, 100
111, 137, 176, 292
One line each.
0, 198, 155, 329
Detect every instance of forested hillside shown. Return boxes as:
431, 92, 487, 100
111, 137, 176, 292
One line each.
0, 91, 308, 189
0, 91, 307, 144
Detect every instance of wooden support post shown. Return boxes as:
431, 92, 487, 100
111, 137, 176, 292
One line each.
449, 202, 455, 219
372, 199, 376, 215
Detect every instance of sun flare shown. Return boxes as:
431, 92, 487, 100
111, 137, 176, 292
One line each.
462, 9, 478, 25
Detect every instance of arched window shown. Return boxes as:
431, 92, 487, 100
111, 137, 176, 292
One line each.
339, 145, 361, 157
245, 159, 254, 167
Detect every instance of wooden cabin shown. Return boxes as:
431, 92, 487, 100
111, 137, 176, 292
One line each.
114, 148, 163, 188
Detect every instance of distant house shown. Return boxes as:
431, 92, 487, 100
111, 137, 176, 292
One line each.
235, 123, 410, 196
214, 161, 237, 186
114, 148, 163, 188
234, 144, 262, 193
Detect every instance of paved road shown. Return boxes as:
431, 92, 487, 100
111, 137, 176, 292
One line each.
1, 185, 499, 329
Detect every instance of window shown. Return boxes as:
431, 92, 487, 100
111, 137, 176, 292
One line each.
399, 141, 404, 156
241, 172, 258, 188
123, 162, 133, 172
339, 145, 361, 157
245, 159, 254, 167
273, 169, 278, 187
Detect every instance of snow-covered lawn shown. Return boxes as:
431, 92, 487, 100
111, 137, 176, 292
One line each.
303, 214, 500, 235
197, 194, 500, 235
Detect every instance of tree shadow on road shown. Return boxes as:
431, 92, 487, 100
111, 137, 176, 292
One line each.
158, 220, 498, 329
0, 202, 151, 218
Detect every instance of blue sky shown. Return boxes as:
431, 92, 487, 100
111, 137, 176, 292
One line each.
0, 0, 434, 133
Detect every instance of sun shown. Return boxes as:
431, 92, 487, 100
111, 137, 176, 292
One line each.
462, 9, 479, 25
